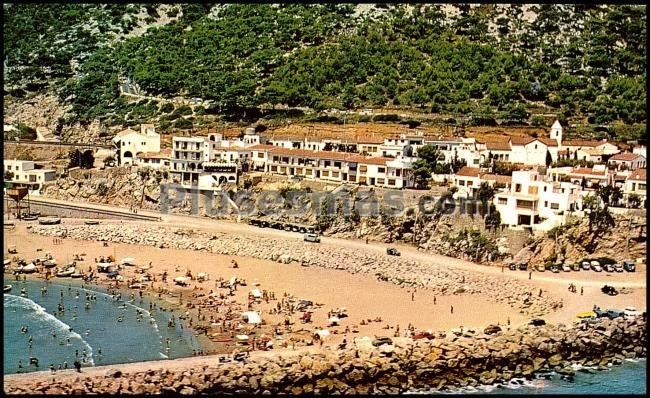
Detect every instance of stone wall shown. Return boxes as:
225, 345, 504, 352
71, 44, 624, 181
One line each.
4, 317, 645, 394
12, 200, 160, 221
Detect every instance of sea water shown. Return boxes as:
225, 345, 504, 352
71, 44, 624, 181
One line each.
405, 359, 646, 395
3, 279, 201, 374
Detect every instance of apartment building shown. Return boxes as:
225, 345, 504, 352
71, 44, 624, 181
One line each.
453, 166, 512, 198
112, 124, 160, 166
249, 145, 415, 188
3, 159, 56, 194
494, 170, 582, 231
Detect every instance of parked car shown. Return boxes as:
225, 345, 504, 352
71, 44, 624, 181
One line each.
372, 337, 394, 347
518, 263, 528, 271
386, 248, 400, 256
624, 307, 641, 318
594, 307, 608, 318
483, 324, 502, 335
529, 318, 546, 326
614, 263, 624, 272
303, 233, 321, 243
581, 261, 591, 271
562, 264, 572, 272
623, 260, 636, 272
551, 266, 560, 273
604, 264, 615, 272
606, 309, 624, 319
591, 260, 602, 271
601, 285, 618, 296
576, 311, 597, 322
509, 263, 517, 271
572, 263, 581, 271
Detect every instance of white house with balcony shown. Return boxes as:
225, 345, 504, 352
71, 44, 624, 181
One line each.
493, 170, 582, 231
112, 124, 160, 166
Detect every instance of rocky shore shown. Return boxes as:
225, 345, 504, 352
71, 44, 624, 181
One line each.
5, 316, 645, 394
30, 224, 560, 316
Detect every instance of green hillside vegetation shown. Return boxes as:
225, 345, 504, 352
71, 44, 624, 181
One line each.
3, 4, 646, 139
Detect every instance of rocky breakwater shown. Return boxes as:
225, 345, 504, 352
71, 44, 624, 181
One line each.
4, 316, 646, 394
32, 224, 560, 316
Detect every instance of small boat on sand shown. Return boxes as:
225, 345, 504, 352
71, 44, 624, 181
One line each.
17, 263, 38, 274
39, 217, 61, 225
84, 220, 100, 225
42, 260, 57, 268
70, 272, 85, 279
4, 285, 12, 293
56, 267, 75, 278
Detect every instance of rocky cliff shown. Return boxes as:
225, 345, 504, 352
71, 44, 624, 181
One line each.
514, 214, 647, 266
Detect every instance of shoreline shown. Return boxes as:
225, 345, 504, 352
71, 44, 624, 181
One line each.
4, 316, 646, 394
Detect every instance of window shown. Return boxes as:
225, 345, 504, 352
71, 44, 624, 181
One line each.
377, 178, 385, 185
257, 152, 264, 158
544, 201, 548, 207
459, 180, 465, 186
334, 161, 341, 168
396, 169, 401, 177
473, 159, 480, 164
515, 184, 522, 193
305, 169, 312, 176
528, 186, 538, 195
271, 166, 277, 172
322, 170, 329, 177
543, 186, 547, 192
388, 179, 396, 186
378, 167, 386, 173
29, 175, 36, 182
639, 183, 647, 190
498, 198, 507, 205
550, 203, 560, 210
359, 165, 367, 172
324, 161, 331, 167
467, 181, 473, 187
332, 171, 339, 178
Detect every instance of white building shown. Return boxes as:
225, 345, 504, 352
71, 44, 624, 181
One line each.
249, 145, 416, 188
3, 159, 56, 194
509, 136, 558, 166
112, 124, 160, 166
559, 139, 620, 162
493, 170, 582, 231
608, 153, 646, 171
623, 168, 647, 208
136, 148, 171, 169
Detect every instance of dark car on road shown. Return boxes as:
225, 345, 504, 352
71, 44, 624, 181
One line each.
518, 263, 528, 271
601, 285, 619, 296
386, 248, 400, 256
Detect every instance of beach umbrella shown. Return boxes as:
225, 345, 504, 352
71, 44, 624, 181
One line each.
229, 277, 237, 286
250, 289, 262, 298
316, 329, 330, 339
328, 317, 340, 326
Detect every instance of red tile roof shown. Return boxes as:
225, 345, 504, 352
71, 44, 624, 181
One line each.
455, 166, 481, 177
610, 152, 643, 161
481, 174, 513, 184
485, 141, 511, 151
628, 168, 646, 181
509, 136, 536, 146
250, 145, 397, 166
562, 139, 606, 147
138, 148, 171, 159
538, 138, 559, 147
570, 167, 608, 176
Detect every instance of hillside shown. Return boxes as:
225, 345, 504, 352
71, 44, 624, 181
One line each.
3, 4, 646, 142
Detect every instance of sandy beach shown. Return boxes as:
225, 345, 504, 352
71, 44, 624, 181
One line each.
3, 216, 646, 374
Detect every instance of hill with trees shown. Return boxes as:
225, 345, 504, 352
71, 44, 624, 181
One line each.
3, 4, 646, 140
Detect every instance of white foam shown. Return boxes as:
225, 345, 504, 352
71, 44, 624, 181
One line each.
159, 352, 169, 359
5, 294, 95, 366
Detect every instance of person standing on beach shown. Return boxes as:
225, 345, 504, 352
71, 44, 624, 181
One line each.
74, 360, 81, 372
580, 287, 584, 295
411, 292, 414, 302
528, 271, 532, 280
450, 305, 454, 314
